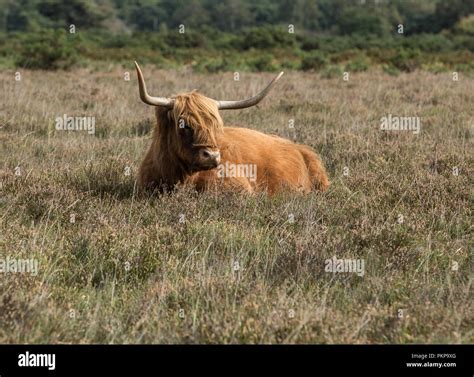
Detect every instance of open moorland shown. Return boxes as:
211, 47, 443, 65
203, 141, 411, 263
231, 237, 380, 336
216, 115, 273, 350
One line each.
0, 67, 472, 343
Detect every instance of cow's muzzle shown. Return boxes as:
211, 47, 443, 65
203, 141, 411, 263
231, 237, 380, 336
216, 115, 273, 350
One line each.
198, 149, 221, 168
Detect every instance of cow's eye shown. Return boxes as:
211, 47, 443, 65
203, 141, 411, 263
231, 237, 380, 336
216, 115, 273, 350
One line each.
178, 119, 192, 130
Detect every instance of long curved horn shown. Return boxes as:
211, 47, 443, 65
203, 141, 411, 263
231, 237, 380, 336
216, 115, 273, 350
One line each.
216, 72, 284, 110
134, 61, 174, 108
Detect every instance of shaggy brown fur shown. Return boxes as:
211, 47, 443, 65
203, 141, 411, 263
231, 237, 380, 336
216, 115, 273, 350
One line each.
138, 92, 329, 194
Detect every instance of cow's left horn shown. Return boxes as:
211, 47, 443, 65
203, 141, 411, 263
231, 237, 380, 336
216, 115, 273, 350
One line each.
135, 61, 174, 108
216, 72, 284, 110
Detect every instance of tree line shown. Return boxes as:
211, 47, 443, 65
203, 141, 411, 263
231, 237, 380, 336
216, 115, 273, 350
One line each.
1, 0, 473, 36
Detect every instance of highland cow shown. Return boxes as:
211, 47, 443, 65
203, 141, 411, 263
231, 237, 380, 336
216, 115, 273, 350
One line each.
135, 62, 329, 194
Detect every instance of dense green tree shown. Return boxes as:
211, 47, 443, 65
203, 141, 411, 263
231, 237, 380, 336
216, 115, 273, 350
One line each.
211, 0, 254, 32
170, 0, 209, 28
126, 0, 168, 31
37, 0, 114, 28
430, 0, 474, 32
1, 0, 47, 31
337, 6, 391, 36
391, 0, 436, 34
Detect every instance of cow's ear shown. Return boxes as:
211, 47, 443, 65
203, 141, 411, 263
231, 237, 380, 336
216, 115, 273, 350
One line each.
166, 110, 174, 125
154, 107, 172, 128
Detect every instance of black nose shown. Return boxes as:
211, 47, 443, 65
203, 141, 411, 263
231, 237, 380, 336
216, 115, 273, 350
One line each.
199, 149, 221, 165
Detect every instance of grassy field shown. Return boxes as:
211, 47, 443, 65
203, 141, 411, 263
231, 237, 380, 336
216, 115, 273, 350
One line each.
0, 67, 472, 343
